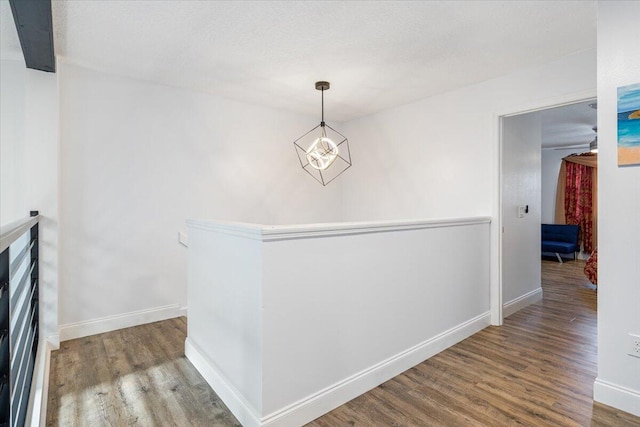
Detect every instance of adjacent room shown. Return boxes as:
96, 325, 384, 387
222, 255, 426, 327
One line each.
502, 99, 599, 315
1, 1, 639, 426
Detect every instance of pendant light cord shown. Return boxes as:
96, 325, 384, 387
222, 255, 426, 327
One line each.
321, 88, 325, 125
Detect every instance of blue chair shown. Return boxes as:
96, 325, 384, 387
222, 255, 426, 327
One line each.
541, 224, 580, 263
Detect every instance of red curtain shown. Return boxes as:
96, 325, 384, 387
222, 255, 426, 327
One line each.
564, 161, 594, 252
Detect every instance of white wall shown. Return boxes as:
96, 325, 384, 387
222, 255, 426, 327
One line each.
594, 1, 640, 416
339, 49, 595, 325
24, 68, 59, 343
0, 58, 59, 342
57, 62, 343, 334
501, 113, 541, 308
37, 35, 596, 348
53, 47, 596, 340
339, 49, 596, 222
0, 59, 27, 225
541, 147, 589, 224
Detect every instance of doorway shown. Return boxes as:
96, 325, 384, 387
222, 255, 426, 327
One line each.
494, 94, 597, 324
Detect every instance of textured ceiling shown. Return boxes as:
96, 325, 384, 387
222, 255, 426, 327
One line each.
48, 0, 597, 122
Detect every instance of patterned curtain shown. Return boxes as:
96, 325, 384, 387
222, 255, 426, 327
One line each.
564, 161, 594, 252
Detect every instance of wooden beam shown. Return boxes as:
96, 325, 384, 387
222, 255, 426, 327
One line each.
9, 0, 55, 72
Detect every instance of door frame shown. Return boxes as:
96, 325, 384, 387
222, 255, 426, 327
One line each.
491, 89, 597, 325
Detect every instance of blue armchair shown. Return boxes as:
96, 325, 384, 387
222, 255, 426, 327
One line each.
541, 224, 580, 263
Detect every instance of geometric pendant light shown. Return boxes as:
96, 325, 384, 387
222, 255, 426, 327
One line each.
293, 81, 352, 186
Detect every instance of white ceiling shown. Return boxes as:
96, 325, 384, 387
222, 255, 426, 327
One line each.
1, 1, 597, 143
40, 0, 597, 122
540, 101, 597, 149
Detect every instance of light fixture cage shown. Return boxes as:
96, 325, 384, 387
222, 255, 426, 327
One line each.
293, 81, 351, 186
294, 124, 351, 186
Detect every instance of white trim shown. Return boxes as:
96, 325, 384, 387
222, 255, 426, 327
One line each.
594, 378, 640, 417
187, 312, 489, 427
187, 216, 491, 242
502, 288, 543, 318
187, 220, 263, 240
492, 89, 597, 326
490, 114, 503, 326
263, 311, 490, 426
185, 338, 262, 427
495, 89, 598, 118
25, 338, 52, 427
59, 304, 185, 341
46, 334, 60, 350
541, 143, 590, 151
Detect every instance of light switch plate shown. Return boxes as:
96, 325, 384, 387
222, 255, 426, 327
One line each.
178, 231, 189, 247
518, 206, 526, 218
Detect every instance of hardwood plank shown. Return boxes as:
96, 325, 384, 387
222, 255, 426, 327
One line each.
46, 317, 240, 426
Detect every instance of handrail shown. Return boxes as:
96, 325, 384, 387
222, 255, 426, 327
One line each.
0, 211, 39, 427
0, 216, 39, 254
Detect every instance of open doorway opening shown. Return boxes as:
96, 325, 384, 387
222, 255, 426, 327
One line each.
540, 101, 598, 263
501, 98, 598, 320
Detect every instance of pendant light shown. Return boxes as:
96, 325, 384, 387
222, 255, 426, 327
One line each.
293, 81, 351, 186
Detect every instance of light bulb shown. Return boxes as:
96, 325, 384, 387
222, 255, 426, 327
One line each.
306, 132, 339, 170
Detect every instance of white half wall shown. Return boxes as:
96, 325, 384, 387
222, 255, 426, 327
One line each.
594, 1, 640, 417
186, 217, 491, 426
57, 62, 343, 335
261, 218, 491, 421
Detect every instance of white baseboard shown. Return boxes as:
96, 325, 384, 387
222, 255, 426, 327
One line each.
503, 287, 543, 318
185, 338, 262, 427
187, 311, 490, 427
594, 378, 640, 417
59, 304, 186, 341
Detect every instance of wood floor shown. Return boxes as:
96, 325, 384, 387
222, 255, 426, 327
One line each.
47, 260, 640, 426
46, 317, 241, 426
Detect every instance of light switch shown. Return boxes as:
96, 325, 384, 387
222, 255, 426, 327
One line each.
518, 206, 526, 218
